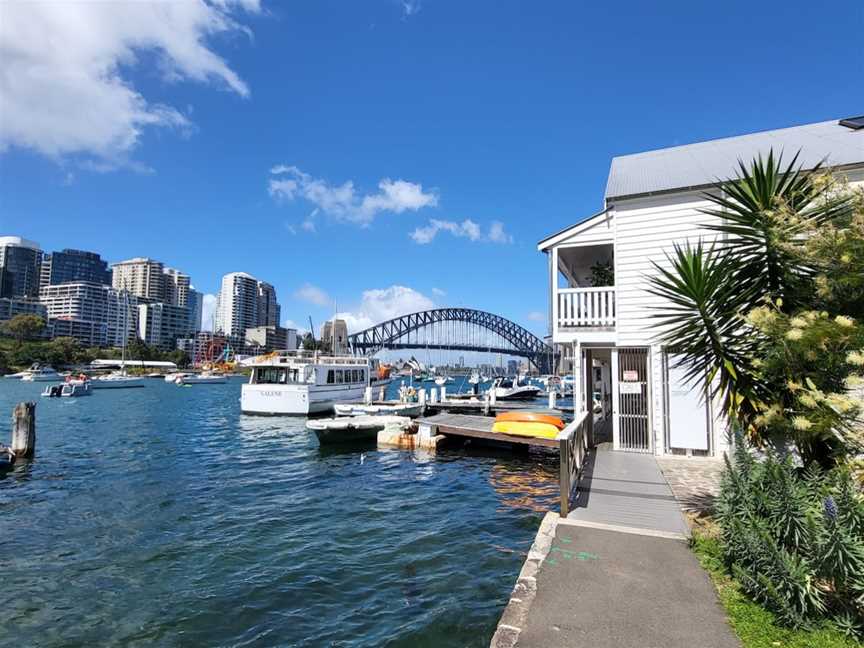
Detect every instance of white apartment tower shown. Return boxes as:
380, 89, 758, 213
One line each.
163, 267, 191, 308
215, 272, 281, 340
112, 258, 165, 300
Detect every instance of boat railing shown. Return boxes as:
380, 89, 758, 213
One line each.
557, 409, 590, 517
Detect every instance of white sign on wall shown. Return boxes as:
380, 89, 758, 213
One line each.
622, 370, 639, 381
619, 382, 641, 394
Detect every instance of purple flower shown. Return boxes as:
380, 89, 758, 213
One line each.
823, 496, 838, 521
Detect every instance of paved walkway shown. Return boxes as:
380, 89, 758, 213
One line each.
567, 449, 690, 539
657, 457, 725, 517
512, 523, 740, 648
490, 449, 739, 648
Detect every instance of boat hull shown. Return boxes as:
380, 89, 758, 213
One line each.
177, 376, 227, 385
90, 378, 145, 389
241, 383, 367, 416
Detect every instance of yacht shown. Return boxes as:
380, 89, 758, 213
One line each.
90, 371, 145, 389
20, 365, 63, 382
241, 352, 389, 415
175, 372, 227, 385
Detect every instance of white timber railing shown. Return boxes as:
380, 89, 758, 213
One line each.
557, 287, 616, 328
558, 410, 589, 517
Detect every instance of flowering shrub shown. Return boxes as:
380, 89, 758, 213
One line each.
718, 442, 864, 638
745, 305, 864, 465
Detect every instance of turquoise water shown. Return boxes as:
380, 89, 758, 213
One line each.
1, 378, 558, 647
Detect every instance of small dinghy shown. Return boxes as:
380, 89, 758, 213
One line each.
491, 411, 566, 439
333, 402, 423, 418
307, 415, 412, 445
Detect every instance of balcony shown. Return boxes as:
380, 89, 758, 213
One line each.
557, 286, 616, 329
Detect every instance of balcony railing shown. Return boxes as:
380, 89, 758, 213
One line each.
557, 287, 616, 328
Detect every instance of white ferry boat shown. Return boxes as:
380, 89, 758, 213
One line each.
241, 352, 390, 415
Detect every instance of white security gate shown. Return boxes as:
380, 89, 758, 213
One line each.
616, 347, 651, 453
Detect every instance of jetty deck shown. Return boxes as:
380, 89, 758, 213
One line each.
417, 413, 561, 448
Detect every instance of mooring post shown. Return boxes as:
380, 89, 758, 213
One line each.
418, 388, 427, 414
429, 387, 438, 404
489, 387, 497, 407
440, 385, 447, 403
11, 401, 36, 458
548, 390, 557, 409
378, 385, 386, 402
365, 386, 373, 404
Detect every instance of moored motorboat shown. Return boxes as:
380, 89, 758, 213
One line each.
307, 415, 412, 445
490, 377, 542, 401
42, 378, 92, 398
20, 365, 63, 382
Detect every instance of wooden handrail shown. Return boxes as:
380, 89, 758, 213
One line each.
558, 410, 590, 517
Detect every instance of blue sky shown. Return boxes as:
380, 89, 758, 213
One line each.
1, 0, 862, 335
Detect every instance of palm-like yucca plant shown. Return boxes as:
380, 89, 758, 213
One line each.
649, 241, 763, 421
701, 150, 849, 305
648, 150, 854, 434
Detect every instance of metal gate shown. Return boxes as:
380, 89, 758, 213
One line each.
616, 347, 651, 453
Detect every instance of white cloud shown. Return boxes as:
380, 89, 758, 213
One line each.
402, 1, 422, 17
527, 311, 545, 322
410, 219, 481, 244
269, 165, 438, 225
432, 287, 446, 297
201, 293, 219, 331
0, 1, 258, 167
337, 285, 435, 332
488, 220, 514, 244
410, 219, 513, 245
295, 283, 332, 307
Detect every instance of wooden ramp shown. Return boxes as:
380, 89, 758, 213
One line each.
564, 448, 690, 539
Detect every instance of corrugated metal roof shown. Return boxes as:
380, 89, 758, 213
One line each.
605, 119, 864, 200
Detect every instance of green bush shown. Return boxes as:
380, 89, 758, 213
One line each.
717, 440, 864, 638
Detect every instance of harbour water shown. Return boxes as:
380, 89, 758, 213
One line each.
1, 378, 558, 647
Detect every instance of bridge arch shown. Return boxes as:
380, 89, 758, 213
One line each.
346, 308, 554, 374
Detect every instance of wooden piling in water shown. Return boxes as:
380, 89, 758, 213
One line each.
11, 401, 36, 458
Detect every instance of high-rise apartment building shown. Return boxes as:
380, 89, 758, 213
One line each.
111, 258, 165, 300
39, 282, 138, 347
163, 267, 191, 308
40, 249, 111, 288
215, 272, 281, 341
138, 302, 191, 351
0, 236, 42, 298
188, 288, 203, 332
257, 281, 280, 328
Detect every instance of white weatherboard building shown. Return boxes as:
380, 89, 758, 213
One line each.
540, 117, 864, 457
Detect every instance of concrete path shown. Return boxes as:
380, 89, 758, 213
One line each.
514, 523, 740, 648
567, 449, 691, 539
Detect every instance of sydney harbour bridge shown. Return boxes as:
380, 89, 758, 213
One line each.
346, 307, 555, 374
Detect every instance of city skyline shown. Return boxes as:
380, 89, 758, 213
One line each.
3, 1, 862, 338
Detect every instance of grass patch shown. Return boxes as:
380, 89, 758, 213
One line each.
692, 532, 860, 648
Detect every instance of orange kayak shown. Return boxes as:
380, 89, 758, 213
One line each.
494, 411, 565, 430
